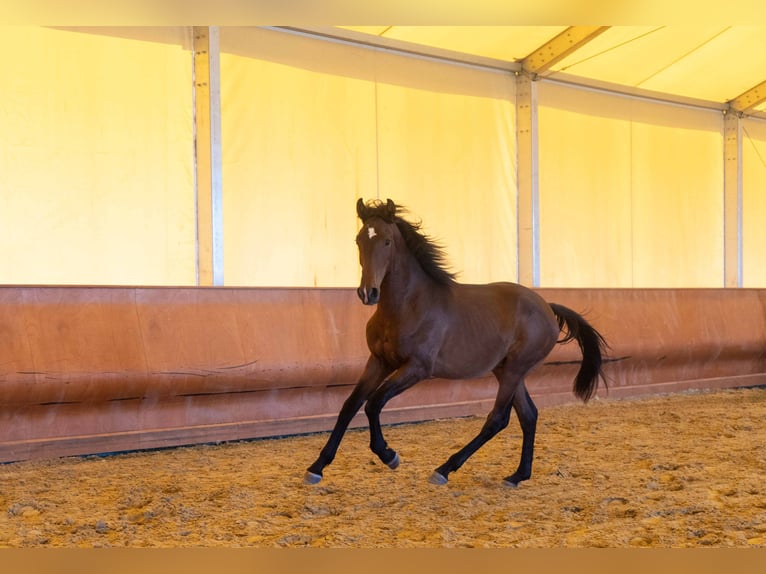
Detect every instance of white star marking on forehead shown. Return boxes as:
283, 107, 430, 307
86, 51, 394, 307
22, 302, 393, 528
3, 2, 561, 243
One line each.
367, 226, 377, 239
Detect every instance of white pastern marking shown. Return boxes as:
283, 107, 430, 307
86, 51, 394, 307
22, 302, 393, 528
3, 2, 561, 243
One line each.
367, 226, 377, 239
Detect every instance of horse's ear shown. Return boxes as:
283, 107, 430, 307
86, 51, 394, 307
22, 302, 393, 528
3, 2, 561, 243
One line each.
385, 198, 397, 218
356, 198, 366, 220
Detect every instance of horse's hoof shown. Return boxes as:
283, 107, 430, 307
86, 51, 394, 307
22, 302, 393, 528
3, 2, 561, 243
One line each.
386, 452, 400, 470
501, 479, 519, 489
304, 471, 323, 485
429, 471, 448, 485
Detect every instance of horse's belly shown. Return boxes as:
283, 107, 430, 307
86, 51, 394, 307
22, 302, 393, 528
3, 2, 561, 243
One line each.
432, 344, 506, 380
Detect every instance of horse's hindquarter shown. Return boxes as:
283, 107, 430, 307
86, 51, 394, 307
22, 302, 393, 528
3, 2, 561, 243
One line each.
432, 282, 559, 380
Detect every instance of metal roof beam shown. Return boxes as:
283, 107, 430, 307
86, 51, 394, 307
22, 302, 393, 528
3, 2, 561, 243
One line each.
522, 26, 609, 76
193, 26, 224, 286
723, 112, 743, 287
275, 26, 520, 73
728, 79, 766, 113
516, 73, 539, 287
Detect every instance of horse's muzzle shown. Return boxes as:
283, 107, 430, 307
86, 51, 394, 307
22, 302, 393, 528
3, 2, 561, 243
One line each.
357, 286, 380, 305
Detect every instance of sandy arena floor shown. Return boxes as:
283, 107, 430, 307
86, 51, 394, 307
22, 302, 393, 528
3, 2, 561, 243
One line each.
1, 387, 765, 548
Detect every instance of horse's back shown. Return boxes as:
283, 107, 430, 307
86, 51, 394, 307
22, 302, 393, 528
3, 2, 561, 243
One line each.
431, 281, 559, 379
458, 281, 557, 335
455, 281, 555, 321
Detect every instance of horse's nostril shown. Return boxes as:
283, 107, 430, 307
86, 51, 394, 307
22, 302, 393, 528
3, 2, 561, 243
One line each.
369, 288, 379, 302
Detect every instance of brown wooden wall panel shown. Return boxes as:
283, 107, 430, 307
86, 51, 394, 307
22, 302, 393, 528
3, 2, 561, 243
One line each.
0, 287, 374, 405
1, 286, 765, 462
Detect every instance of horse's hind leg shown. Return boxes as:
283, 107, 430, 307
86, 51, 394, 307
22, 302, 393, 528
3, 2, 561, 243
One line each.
502, 385, 538, 487
430, 373, 520, 485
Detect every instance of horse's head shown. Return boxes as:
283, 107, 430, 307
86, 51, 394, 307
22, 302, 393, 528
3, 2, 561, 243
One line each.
355, 198, 398, 305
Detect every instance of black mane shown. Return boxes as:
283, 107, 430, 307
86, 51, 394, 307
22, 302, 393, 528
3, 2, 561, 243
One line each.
357, 199, 458, 287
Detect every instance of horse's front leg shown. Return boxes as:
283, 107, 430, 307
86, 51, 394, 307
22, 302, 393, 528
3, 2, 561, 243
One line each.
304, 355, 392, 484
364, 360, 428, 470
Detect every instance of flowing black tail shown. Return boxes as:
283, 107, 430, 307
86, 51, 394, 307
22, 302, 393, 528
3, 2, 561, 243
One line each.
549, 303, 608, 402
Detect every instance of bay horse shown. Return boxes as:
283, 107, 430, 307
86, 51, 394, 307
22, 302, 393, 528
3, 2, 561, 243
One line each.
305, 198, 608, 487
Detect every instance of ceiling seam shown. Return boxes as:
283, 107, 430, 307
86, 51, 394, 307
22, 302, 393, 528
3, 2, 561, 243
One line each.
556, 26, 665, 73
635, 26, 732, 88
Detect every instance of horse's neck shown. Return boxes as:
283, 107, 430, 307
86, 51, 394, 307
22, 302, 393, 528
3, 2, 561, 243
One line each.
379, 253, 434, 316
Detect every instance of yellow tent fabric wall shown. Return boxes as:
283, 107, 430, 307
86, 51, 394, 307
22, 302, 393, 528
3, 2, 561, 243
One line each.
537, 81, 724, 288
0, 27, 195, 285
4, 27, 752, 290
219, 28, 517, 287
742, 118, 766, 287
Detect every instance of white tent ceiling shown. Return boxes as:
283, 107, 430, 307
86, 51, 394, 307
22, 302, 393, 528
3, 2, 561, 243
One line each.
288, 26, 766, 116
